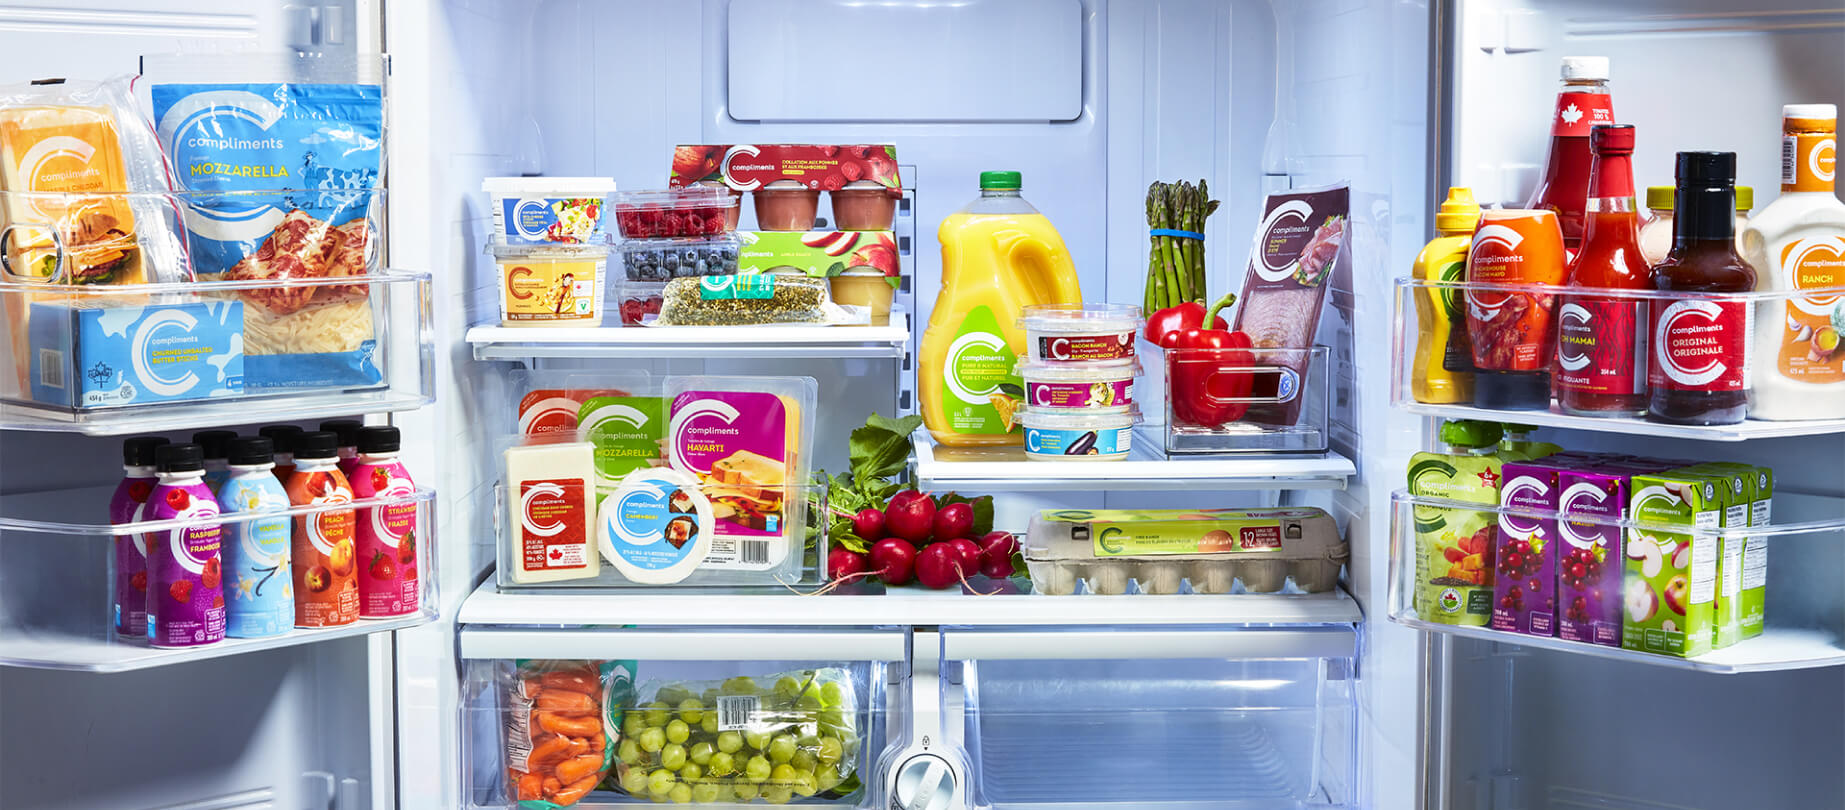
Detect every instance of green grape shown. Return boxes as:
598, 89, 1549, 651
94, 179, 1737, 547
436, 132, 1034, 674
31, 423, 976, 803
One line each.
745, 754, 772, 782
732, 782, 760, 802
665, 719, 691, 745
678, 698, 705, 724
668, 783, 692, 804
818, 707, 846, 730
815, 766, 842, 793
767, 734, 796, 764
648, 768, 677, 797
688, 740, 714, 766
769, 764, 798, 786
656, 685, 694, 706
791, 749, 817, 772
699, 713, 720, 735
796, 692, 822, 712
620, 766, 651, 795
743, 730, 769, 751
773, 675, 801, 697
701, 687, 719, 703
679, 762, 703, 783
716, 731, 744, 753
816, 736, 843, 766
660, 743, 687, 771
760, 786, 793, 804
819, 681, 845, 706
643, 701, 671, 727
708, 751, 736, 777
722, 676, 759, 696
690, 783, 723, 803
792, 769, 818, 798
618, 738, 644, 765
622, 713, 646, 739
639, 727, 666, 753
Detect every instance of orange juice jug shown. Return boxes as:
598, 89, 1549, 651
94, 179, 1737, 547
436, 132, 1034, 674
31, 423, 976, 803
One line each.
923, 171, 1083, 446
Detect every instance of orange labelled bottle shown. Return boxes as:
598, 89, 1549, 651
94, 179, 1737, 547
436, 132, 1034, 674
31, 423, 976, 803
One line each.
287, 430, 359, 628
1465, 209, 1568, 410
1557, 125, 1651, 417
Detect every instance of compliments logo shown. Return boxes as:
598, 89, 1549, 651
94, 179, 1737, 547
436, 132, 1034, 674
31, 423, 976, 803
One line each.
1499, 476, 1548, 540
1557, 303, 1593, 370
722, 145, 765, 191
1654, 300, 1728, 385
1465, 224, 1526, 320
1558, 481, 1608, 549
132, 310, 202, 396
1254, 200, 1314, 281
521, 482, 568, 537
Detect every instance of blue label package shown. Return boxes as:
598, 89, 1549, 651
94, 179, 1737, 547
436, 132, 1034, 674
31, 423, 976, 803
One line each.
28, 300, 244, 408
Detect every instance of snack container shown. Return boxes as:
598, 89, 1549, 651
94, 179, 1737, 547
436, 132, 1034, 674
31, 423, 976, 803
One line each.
753, 183, 821, 232
1015, 359, 1136, 413
612, 187, 736, 239
655, 274, 845, 327
830, 182, 899, 230
615, 235, 739, 281
1023, 507, 1348, 596
615, 280, 666, 326
1021, 303, 1143, 363
828, 271, 896, 327
1018, 408, 1136, 461
481, 176, 616, 245
490, 244, 608, 327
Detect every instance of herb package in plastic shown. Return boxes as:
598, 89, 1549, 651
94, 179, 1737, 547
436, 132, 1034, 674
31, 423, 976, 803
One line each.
655, 274, 864, 326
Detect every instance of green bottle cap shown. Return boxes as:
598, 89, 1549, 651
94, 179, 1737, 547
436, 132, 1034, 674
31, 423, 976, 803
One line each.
1439, 419, 1503, 448
979, 171, 1022, 190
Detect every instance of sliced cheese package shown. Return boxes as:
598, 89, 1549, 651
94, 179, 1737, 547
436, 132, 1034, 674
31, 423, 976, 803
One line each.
664, 375, 817, 578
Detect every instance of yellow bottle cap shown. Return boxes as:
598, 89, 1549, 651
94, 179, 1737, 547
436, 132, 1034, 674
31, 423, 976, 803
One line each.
1435, 187, 1481, 232
1646, 185, 1752, 212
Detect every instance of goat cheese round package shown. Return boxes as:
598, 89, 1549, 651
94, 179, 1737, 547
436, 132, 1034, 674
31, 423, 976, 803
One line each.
599, 468, 713, 584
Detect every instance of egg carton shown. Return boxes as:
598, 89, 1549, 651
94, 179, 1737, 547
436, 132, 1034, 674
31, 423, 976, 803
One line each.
1024, 551, 1346, 595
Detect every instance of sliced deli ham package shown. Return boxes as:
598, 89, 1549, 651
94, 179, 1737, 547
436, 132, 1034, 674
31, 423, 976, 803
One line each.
1230, 183, 1350, 426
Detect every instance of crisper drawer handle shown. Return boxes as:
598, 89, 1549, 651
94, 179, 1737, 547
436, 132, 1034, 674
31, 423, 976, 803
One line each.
940, 628, 1355, 661
459, 627, 907, 662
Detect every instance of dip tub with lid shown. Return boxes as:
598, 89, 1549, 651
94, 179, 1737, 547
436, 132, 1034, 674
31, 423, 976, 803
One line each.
1021, 303, 1143, 363
1015, 359, 1136, 412
482, 177, 616, 245
1019, 408, 1136, 462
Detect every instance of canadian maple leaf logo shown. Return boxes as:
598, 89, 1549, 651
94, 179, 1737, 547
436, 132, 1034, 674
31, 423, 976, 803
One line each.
1560, 104, 1584, 125
549, 548, 563, 560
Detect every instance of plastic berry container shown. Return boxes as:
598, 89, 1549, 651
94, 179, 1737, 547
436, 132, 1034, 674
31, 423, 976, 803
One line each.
615, 235, 740, 281
615, 280, 666, 326
1020, 303, 1144, 363
612, 187, 737, 238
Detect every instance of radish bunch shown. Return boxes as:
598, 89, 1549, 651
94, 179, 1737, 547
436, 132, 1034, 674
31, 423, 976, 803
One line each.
826, 490, 1020, 589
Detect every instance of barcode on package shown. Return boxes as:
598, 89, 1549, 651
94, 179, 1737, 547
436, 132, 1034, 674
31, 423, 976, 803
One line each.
37, 349, 62, 388
1783, 136, 1798, 185
506, 687, 535, 770
718, 695, 759, 731
740, 540, 768, 565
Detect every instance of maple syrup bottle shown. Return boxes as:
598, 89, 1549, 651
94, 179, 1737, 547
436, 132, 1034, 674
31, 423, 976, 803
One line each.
1528, 56, 1615, 257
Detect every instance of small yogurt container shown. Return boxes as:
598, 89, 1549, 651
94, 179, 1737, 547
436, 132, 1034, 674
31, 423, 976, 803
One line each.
1015, 359, 1136, 412
483, 177, 616, 244
1019, 409, 1136, 461
1021, 303, 1143, 363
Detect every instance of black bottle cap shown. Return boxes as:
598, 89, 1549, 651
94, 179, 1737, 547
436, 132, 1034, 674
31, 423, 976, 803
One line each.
292, 430, 338, 460
1473, 372, 1553, 411
320, 420, 363, 448
1674, 151, 1740, 242
122, 436, 170, 468
258, 425, 303, 454
1677, 151, 1735, 184
155, 443, 204, 473
356, 425, 400, 454
192, 430, 237, 461
227, 436, 276, 466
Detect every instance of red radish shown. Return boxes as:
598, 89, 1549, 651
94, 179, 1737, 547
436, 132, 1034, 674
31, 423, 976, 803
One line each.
947, 538, 983, 576
887, 489, 923, 510
932, 502, 974, 543
913, 543, 961, 590
827, 548, 870, 581
868, 538, 917, 586
980, 555, 1015, 580
885, 493, 937, 543
851, 507, 886, 542
979, 532, 1019, 578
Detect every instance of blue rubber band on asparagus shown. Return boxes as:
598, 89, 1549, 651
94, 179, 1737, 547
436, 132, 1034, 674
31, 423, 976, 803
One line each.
1149, 228, 1205, 240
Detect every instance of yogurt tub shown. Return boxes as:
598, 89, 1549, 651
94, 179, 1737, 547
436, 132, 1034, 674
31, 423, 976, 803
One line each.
1016, 359, 1136, 412
490, 244, 608, 327
483, 177, 616, 245
1021, 303, 1143, 363
1019, 408, 1136, 461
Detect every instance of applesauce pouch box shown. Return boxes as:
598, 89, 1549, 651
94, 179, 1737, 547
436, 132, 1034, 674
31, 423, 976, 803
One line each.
665, 376, 815, 575
1407, 449, 1502, 626
1493, 460, 1581, 637
1557, 468, 1638, 647
1624, 472, 1724, 658
735, 231, 899, 283
25, 299, 243, 408
578, 395, 664, 493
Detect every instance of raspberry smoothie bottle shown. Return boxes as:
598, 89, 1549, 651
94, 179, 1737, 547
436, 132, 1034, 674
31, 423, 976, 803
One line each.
219, 437, 293, 638
351, 426, 418, 618
193, 429, 236, 492
321, 419, 364, 480
287, 431, 359, 628
144, 444, 227, 648
111, 436, 168, 638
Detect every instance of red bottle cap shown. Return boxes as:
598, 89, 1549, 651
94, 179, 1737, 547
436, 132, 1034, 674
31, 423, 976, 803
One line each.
1590, 124, 1634, 154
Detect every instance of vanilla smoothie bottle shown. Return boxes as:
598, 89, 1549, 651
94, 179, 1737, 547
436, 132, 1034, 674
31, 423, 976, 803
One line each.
218, 437, 293, 638
111, 436, 168, 637
287, 431, 358, 628
144, 444, 227, 648
351, 426, 418, 618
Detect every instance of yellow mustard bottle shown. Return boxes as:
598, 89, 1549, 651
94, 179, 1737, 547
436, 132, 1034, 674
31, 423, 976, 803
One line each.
923, 171, 1083, 446
1412, 188, 1481, 404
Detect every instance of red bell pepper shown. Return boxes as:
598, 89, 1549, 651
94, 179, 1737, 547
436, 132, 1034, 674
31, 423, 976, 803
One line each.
1144, 300, 1228, 348
1170, 293, 1255, 427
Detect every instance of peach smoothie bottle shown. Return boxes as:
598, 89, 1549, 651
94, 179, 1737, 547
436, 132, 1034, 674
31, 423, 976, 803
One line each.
287, 431, 359, 628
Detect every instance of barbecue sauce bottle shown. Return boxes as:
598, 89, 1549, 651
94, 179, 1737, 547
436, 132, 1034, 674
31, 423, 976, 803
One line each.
1646, 152, 1757, 425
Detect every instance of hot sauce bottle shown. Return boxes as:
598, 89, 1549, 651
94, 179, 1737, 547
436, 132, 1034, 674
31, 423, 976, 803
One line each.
1648, 152, 1757, 425
1558, 125, 1650, 416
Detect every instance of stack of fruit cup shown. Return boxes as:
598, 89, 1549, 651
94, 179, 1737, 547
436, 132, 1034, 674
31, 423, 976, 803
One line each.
1014, 304, 1144, 462
611, 187, 742, 325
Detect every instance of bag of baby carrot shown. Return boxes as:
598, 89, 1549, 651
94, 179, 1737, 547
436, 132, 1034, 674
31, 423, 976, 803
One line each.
504, 659, 634, 808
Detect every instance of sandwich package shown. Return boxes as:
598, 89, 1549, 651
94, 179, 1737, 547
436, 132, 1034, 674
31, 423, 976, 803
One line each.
1229, 183, 1349, 426
1023, 506, 1347, 595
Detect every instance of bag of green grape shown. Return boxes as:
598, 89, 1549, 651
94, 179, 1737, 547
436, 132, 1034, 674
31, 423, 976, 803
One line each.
502, 659, 636, 808
611, 667, 864, 804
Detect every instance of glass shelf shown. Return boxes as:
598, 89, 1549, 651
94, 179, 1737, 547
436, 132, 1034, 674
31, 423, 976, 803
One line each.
910, 428, 1354, 492
466, 312, 910, 360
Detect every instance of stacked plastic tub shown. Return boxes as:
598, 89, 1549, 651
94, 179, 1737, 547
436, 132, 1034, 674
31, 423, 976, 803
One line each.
609, 187, 741, 325
482, 178, 619, 327
1015, 304, 1143, 461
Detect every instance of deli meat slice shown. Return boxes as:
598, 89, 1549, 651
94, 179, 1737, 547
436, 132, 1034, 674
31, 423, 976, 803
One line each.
221, 209, 346, 315
1230, 184, 1351, 425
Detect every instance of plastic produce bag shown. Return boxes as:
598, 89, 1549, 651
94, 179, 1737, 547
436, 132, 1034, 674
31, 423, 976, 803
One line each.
612, 668, 862, 804
654, 274, 866, 326
503, 659, 634, 808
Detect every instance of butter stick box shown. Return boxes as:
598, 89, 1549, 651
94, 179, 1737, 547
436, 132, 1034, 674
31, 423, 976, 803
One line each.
1624, 471, 1724, 658
26, 299, 243, 408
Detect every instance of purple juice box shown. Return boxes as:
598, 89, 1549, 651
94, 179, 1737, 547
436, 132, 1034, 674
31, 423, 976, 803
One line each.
1556, 468, 1639, 646
1494, 459, 1602, 636
145, 446, 227, 648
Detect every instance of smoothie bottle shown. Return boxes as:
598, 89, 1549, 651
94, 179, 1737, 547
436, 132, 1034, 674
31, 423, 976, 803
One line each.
259, 425, 303, 482
218, 437, 293, 638
111, 435, 168, 637
193, 430, 236, 492
144, 444, 227, 648
351, 426, 419, 618
287, 431, 359, 628
321, 419, 364, 480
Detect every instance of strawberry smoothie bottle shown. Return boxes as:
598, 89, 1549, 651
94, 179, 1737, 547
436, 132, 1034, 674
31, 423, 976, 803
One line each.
321, 419, 364, 480
144, 444, 227, 648
111, 436, 168, 638
287, 431, 359, 628
219, 437, 293, 638
193, 429, 236, 492
259, 425, 303, 483
351, 426, 418, 618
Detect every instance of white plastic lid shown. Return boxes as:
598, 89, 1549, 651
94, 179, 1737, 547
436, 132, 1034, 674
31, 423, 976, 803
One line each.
1019, 303, 1144, 332
599, 468, 714, 585
1015, 358, 1138, 381
482, 176, 618, 194
1560, 56, 1609, 81
1017, 407, 1139, 430
1784, 104, 1838, 121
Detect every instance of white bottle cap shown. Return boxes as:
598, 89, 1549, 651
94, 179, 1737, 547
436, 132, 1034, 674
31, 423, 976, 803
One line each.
1784, 104, 1837, 121
1561, 56, 1609, 81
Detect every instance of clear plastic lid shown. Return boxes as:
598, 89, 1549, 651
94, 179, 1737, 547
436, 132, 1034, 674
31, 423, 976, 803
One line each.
1014, 359, 1139, 380
1020, 303, 1144, 332
481, 176, 617, 195
1016, 408, 1139, 430
487, 243, 611, 259
613, 187, 737, 210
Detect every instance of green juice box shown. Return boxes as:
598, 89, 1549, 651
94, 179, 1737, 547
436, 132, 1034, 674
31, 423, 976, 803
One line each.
1684, 462, 1772, 641
1624, 471, 1726, 658
1678, 464, 1751, 649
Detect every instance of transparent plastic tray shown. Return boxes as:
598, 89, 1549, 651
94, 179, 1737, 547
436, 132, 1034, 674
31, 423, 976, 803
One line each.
1140, 341, 1331, 454
1022, 507, 1347, 595
0, 484, 437, 671
1391, 277, 1845, 440
1386, 489, 1845, 673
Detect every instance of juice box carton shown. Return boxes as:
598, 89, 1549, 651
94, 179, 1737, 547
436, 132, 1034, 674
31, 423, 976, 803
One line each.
1678, 464, 1753, 649
1558, 466, 1652, 647
1624, 471, 1724, 657
26, 299, 243, 408
1408, 421, 1505, 626
1492, 459, 1584, 636
1685, 462, 1772, 641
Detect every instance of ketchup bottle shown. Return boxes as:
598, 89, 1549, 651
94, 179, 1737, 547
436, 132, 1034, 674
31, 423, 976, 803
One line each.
1647, 152, 1756, 426
1557, 125, 1650, 417
1528, 56, 1615, 257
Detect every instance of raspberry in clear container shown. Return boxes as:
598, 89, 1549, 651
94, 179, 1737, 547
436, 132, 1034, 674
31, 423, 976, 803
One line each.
613, 187, 737, 239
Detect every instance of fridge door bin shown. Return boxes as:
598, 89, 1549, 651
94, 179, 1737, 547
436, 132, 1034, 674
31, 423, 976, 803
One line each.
943, 626, 1358, 809
1140, 340, 1332, 454
459, 627, 903, 808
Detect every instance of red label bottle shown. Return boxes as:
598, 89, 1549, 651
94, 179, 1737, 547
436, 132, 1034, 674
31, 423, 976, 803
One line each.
1557, 124, 1650, 416
1528, 56, 1615, 257
1647, 151, 1757, 425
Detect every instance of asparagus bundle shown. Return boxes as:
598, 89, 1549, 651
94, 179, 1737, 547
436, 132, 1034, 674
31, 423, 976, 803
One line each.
1143, 180, 1221, 313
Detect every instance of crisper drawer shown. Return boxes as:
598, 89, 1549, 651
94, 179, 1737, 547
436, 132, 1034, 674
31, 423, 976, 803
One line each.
944, 627, 1357, 810
459, 626, 905, 809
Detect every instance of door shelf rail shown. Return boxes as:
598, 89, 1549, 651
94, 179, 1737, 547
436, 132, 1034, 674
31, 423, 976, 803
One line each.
466, 313, 911, 361
911, 429, 1355, 492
